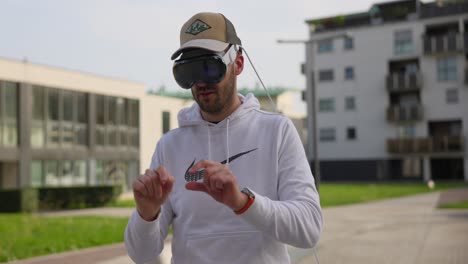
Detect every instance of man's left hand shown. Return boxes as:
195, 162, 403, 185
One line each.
185, 160, 247, 211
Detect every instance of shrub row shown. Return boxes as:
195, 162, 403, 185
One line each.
0, 185, 122, 212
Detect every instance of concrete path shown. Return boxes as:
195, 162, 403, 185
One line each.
8, 190, 468, 264
293, 191, 468, 264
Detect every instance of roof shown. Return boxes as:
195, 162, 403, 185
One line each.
149, 87, 296, 99
305, 0, 468, 33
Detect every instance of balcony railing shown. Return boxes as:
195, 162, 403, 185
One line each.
423, 33, 463, 55
465, 67, 468, 85
386, 104, 423, 122
386, 72, 422, 92
387, 136, 465, 154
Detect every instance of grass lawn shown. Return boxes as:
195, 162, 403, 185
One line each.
438, 200, 468, 209
0, 214, 129, 262
319, 182, 467, 207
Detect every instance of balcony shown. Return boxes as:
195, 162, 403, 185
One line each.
386, 72, 422, 93
387, 136, 465, 154
386, 104, 423, 122
423, 33, 463, 55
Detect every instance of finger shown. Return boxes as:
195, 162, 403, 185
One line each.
153, 171, 163, 200
203, 170, 214, 193
142, 175, 155, 197
189, 160, 218, 174
185, 182, 208, 193
133, 177, 148, 196
162, 175, 175, 199
157, 166, 169, 184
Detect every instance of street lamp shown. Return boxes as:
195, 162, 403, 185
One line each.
278, 32, 351, 191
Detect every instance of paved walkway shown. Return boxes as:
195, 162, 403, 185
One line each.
8, 190, 468, 264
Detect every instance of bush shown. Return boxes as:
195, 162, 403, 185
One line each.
38, 185, 122, 211
0, 188, 38, 213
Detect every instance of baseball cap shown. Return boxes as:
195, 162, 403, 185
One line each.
171, 12, 242, 60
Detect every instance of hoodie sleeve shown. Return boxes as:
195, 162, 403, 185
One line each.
239, 118, 323, 248
124, 140, 174, 263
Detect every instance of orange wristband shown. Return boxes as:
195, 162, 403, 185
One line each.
234, 190, 255, 215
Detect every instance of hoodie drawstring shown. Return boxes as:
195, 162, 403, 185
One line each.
207, 124, 212, 160
226, 118, 230, 166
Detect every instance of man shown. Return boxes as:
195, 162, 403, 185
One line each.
125, 12, 322, 264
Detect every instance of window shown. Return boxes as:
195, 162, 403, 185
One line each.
347, 127, 357, 140
319, 98, 335, 112
318, 69, 334, 82
437, 57, 457, 81
95, 160, 128, 186
73, 160, 87, 185
344, 37, 354, 50
96, 95, 105, 125
397, 125, 415, 138
345, 67, 354, 80
76, 93, 88, 146
320, 128, 336, 142
2, 81, 18, 147
394, 30, 413, 55
48, 88, 59, 121
33, 160, 88, 187
318, 39, 333, 53
31, 161, 43, 187
446, 88, 458, 104
44, 160, 59, 186
61, 160, 74, 186
108, 97, 117, 125
162, 111, 170, 134
345, 96, 356, 111
95, 96, 137, 148
32, 86, 45, 147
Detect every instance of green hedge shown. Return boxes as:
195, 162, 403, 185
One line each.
38, 185, 122, 210
0, 186, 122, 212
0, 188, 38, 213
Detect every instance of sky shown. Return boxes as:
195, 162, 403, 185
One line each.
0, 0, 394, 92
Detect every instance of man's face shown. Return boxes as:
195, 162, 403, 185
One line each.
191, 64, 236, 115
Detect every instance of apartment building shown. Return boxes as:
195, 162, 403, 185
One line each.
304, 0, 468, 181
0, 57, 186, 191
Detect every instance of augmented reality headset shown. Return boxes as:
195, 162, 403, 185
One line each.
173, 45, 238, 89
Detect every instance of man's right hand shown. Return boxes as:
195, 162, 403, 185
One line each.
133, 166, 175, 222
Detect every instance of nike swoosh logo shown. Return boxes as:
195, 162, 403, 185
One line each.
184, 148, 258, 182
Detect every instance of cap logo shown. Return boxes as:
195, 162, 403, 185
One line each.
185, 19, 211, 35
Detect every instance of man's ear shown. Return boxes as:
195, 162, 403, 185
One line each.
234, 54, 244, 75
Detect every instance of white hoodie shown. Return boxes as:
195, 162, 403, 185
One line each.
125, 93, 322, 264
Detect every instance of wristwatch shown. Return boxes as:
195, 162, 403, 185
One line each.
234, 187, 255, 215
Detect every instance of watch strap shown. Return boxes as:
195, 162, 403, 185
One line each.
234, 188, 255, 215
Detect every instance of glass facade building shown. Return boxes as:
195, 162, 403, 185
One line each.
0, 77, 140, 191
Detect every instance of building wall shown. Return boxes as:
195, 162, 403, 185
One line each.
307, 9, 468, 181
140, 95, 191, 171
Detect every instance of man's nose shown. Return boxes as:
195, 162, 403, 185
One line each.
194, 81, 208, 88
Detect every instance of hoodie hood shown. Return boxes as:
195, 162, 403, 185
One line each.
178, 93, 260, 127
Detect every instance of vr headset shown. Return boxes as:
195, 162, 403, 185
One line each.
173, 45, 238, 89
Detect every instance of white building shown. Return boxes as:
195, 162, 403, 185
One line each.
304, 0, 468, 181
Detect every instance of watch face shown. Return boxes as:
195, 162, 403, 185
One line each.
241, 187, 255, 198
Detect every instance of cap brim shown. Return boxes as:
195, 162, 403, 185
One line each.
171, 39, 230, 60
